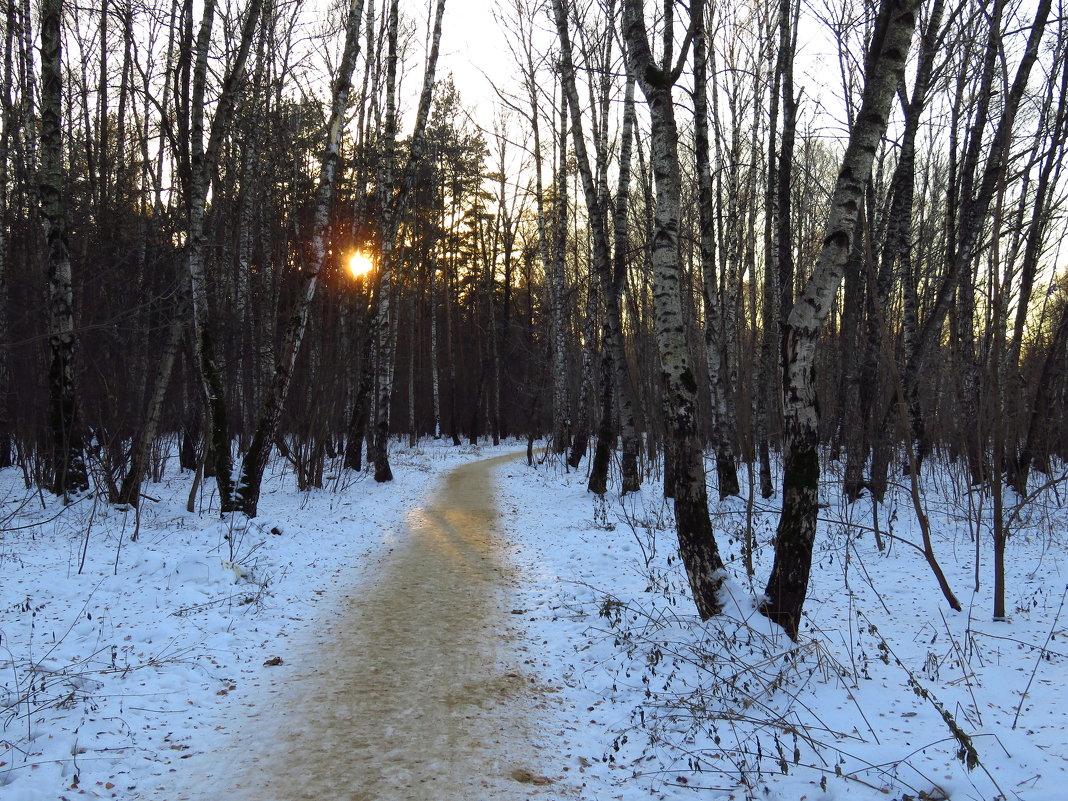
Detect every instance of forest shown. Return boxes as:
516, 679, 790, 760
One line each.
2, 0, 1068, 709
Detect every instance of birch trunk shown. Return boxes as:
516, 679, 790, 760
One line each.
761, 0, 919, 639
116, 311, 185, 505
863, 0, 944, 502
1008, 45, 1068, 492
694, 3, 738, 498
554, 0, 639, 493
1015, 302, 1068, 493
757, 15, 781, 501
95, 0, 108, 216
234, 0, 366, 516
372, 0, 446, 481
611, 73, 641, 494
519, 26, 561, 453
0, 0, 12, 468
595, 23, 641, 494
344, 292, 378, 471
41, 0, 89, 495
234, 27, 267, 439
183, 0, 264, 511
568, 273, 595, 469
622, 0, 725, 619
549, 79, 571, 455
370, 0, 399, 481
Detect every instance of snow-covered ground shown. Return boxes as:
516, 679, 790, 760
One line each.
2, 440, 1066, 800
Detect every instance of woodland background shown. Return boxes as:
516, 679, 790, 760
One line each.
1, 0, 1067, 627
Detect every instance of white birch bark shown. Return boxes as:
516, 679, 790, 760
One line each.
622, 0, 725, 619
234, 0, 366, 515
549, 79, 570, 455
610, 72, 641, 494
0, 0, 12, 467
863, 0, 946, 500
694, 2, 739, 499
41, 0, 89, 495
1009, 51, 1068, 493
512, 8, 564, 451
761, 0, 919, 639
117, 312, 185, 505
372, 0, 446, 481
900, 0, 1050, 428
183, 0, 264, 510
553, 0, 640, 492
18, 0, 37, 178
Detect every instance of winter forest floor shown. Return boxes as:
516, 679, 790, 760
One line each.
1, 440, 1067, 801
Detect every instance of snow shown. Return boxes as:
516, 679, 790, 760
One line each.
2, 441, 1067, 800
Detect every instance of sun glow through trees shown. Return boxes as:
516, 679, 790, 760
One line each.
347, 251, 374, 279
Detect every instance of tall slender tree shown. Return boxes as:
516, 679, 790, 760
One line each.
622, 0, 725, 619
40, 0, 89, 495
372, 0, 447, 482
761, 0, 920, 639
694, 0, 739, 499
180, 0, 264, 510
234, 0, 367, 515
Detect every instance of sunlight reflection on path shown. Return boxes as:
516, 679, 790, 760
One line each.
184, 451, 569, 800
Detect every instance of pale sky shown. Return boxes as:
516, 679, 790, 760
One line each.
438, 0, 527, 130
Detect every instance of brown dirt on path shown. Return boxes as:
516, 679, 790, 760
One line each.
196, 451, 572, 801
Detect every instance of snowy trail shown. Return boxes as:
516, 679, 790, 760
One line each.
187, 451, 568, 801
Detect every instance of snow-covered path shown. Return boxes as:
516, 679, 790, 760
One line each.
7, 442, 1065, 801
179, 451, 568, 800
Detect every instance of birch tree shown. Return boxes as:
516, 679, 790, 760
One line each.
760, 0, 919, 639
1010, 34, 1068, 495
41, 0, 89, 495
233, 0, 366, 516
622, 0, 725, 619
372, 0, 446, 482
0, 0, 13, 468
694, 0, 739, 499
180, 0, 264, 510
894, 0, 1051, 473
860, 0, 948, 502
552, 0, 640, 495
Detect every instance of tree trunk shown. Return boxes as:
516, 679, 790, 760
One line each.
568, 274, 596, 470
344, 293, 378, 472
182, 0, 264, 511
117, 312, 185, 505
1014, 302, 1068, 494
0, 0, 13, 469
761, 0, 919, 640
429, 260, 442, 438
234, 0, 365, 516
372, 0, 446, 482
622, 0, 725, 619
894, 0, 1051, 453
694, 3, 738, 499
864, 0, 945, 502
41, 0, 89, 495
549, 78, 571, 455
554, 0, 640, 494
1008, 45, 1068, 492
609, 70, 642, 495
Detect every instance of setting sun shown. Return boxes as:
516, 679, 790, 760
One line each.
347, 251, 374, 279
